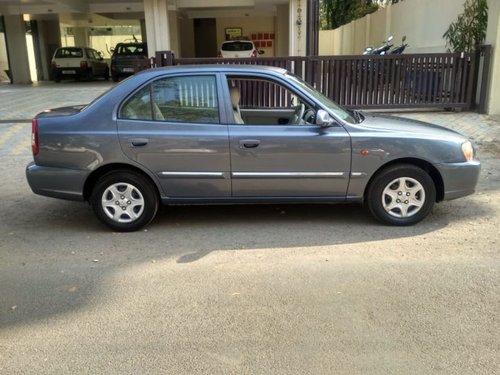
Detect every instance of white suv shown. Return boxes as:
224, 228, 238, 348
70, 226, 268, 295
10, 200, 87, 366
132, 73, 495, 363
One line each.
51, 47, 109, 82
219, 40, 262, 58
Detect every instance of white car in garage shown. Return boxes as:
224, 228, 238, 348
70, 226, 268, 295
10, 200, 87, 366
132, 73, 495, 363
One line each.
51, 47, 109, 82
219, 40, 262, 58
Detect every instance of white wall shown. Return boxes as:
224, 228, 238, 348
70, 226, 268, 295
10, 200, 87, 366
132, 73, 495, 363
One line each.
319, 0, 465, 55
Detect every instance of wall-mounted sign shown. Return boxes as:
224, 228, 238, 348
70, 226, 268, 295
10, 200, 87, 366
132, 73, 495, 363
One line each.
225, 27, 242, 40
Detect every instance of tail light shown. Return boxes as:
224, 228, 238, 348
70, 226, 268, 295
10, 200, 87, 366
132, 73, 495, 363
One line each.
80, 61, 88, 69
217, 50, 222, 58
31, 118, 39, 155
51, 61, 58, 69
251, 50, 258, 58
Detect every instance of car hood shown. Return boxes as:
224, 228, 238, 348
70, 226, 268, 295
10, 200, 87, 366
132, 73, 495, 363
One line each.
36, 105, 87, 118
358, 113, 466, 141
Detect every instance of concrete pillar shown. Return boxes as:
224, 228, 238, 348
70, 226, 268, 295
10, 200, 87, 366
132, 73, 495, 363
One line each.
37, 19, 61, 80
144, 0, 171, 56
3, 15, 31, 84
168, 10, 179, 56
276, 4, 289, 57
289, 0, 307, 56
140, 19, 147, 44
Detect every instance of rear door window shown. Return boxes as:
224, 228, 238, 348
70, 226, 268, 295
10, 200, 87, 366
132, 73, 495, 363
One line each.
120, 75, 220, 124
152, 75, 220, 123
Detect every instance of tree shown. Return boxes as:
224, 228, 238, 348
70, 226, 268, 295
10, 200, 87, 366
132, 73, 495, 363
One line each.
443, 0, 488, 53
320, 0, 379, 30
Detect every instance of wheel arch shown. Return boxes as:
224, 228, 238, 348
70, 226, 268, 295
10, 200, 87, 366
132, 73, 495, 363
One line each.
83, 163, 161, 201
364, 158, 444, 203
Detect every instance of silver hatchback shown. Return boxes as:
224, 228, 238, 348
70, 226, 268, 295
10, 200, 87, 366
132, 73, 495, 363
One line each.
26, 65, 480, 231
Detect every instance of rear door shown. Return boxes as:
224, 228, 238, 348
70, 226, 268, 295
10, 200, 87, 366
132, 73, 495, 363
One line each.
117, 73, 231, 198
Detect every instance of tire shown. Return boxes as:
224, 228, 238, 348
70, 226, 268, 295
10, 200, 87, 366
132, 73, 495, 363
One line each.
103, 67, 110, 80
91, 170, 159, 232
366, 164, 436, 226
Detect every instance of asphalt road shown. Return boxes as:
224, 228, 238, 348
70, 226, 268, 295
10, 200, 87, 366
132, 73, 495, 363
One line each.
0, 125, 499, 374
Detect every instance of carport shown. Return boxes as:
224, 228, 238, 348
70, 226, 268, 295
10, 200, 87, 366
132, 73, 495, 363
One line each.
0, 0, 319, 84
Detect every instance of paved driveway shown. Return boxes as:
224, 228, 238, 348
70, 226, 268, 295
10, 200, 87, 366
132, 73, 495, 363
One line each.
0, 81, 499, 374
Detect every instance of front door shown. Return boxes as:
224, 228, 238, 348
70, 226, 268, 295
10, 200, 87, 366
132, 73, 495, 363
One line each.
117, 74, 231, 198
226, 75, 351, 197
229, 124, 351, 197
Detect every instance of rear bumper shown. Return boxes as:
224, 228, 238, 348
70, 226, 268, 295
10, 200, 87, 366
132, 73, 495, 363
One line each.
436, 160, 481, 201
53, 67, 89, 77
26, 162, 87, 201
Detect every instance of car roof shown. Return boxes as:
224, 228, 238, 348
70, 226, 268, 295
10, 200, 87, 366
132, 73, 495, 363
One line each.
139, 64, 288, 77
222, 40, 254, 44
115, 42, 146, 47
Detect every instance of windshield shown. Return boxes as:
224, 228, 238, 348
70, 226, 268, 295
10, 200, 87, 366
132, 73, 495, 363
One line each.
285, 73, 357, 124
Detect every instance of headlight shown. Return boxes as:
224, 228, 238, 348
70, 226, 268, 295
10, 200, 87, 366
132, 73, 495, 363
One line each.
461, 141, 474, 161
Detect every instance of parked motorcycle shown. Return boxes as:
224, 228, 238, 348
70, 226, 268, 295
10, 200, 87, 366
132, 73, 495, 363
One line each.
390, 35, 408, 54
363, 35, 394, 55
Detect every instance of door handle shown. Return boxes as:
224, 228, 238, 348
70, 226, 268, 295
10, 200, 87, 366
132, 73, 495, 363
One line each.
239, 139, 260, 149
128, 138, 149, 147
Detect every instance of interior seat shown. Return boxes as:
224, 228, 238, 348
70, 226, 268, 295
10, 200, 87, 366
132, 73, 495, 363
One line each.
229, 86, 245, 124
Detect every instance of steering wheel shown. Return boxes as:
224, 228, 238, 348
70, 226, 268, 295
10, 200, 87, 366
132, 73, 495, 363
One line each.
291, 103, 305, 124
303, 109, 315, 124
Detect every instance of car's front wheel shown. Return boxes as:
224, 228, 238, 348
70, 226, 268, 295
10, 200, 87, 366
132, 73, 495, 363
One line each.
91, 171, 159, 232
366, 164, 436, 226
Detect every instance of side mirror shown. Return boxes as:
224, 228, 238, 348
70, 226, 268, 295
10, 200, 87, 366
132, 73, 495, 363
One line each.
259, 50, 264, 55
316, 110, 335, 127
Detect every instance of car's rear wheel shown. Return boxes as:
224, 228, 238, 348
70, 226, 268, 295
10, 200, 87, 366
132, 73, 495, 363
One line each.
366, 164, 436, 226
91, 171, 159, 232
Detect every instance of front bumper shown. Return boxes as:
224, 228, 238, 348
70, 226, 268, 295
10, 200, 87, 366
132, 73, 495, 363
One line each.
436, 160, 481, 201
26, 162, 87, 201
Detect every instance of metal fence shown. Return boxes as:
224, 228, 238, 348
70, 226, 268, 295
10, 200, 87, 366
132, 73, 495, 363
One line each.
153, 46, 491, 111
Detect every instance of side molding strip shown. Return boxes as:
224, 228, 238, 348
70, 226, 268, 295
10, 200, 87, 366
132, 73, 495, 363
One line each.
232, 172, 346, 179
159, 172, 226, 179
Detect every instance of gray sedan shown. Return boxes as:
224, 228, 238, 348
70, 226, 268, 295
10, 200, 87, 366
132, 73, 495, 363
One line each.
26, 65, 480, 231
